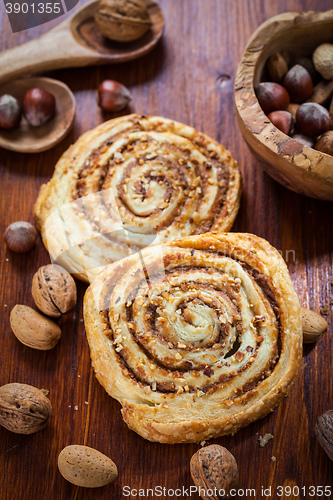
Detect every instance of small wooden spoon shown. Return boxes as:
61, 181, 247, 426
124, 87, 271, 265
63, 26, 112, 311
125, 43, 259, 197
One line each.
0, 77, 75, 153
0, 0, 165, 85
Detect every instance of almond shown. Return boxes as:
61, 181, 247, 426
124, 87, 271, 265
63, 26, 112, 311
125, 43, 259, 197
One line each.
301, 307, 327, 343
10, 304, 61, 350
58, 445, 118, 488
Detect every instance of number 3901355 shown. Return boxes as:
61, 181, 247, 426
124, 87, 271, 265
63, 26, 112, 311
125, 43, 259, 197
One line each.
5, 3, 62, 14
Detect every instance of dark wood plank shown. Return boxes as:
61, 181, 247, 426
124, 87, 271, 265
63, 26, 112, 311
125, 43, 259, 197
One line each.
1, 1, 332, 499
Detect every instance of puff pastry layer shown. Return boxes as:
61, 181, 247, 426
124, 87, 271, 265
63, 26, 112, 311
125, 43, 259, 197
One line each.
83, 232, 302, 443
34, 114, 241, 282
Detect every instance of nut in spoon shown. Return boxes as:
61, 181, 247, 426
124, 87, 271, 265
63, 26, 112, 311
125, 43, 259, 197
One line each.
0, 0, 165, 85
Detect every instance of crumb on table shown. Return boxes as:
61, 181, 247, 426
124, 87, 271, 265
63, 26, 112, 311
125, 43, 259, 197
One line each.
258, 433, 274, 447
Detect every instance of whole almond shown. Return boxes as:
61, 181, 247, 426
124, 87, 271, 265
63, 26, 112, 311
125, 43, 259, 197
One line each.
58, 445, 118, 488
10, 304, 61, 350
301, 307, 327, 343
0, 383, 51, 434
32, 264, 76, 317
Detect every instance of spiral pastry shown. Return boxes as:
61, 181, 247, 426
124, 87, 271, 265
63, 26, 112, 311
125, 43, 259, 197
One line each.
34, 114, 241, 282
83, 232, 302, 443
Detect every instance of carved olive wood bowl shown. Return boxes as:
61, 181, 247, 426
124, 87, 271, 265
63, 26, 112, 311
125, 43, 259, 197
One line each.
234, 10, 333, 200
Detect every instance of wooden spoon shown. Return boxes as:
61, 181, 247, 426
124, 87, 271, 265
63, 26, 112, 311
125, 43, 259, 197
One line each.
0, 77, 75, 153
0, 0, 164, 85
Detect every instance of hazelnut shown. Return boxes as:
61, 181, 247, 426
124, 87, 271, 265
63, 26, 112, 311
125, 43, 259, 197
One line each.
313, 43, 333, 80
4, 221, 37, 253
0, 94, 22, 130
23, 87, 56, 127
97, 80, 132, 112
94, 0, 152, 43
32, 264, 77, 317
315, 410, 333, 461
190, 445, 239, 499
283, 64, 313, 103
296, 103, 331, 137
292, 133, 314, 148
314, 131, 333, 156
256, 82, 290, 115
294, 56, 320, 84
267, 52, 288, 83
0, 383, 52, 434
10, 304, 61, 350
267, 110, 294, 135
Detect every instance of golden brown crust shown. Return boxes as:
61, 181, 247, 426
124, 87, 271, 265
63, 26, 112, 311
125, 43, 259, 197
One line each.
83, 232, 302, 443
33, 114, 241, 282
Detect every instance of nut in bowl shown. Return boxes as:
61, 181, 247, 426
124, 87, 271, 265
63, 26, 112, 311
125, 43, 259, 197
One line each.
234, 10, 333, 200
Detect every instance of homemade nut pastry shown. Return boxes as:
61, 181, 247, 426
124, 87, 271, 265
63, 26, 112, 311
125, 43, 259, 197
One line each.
34, 114, 241, 282
83, 232, 302, 443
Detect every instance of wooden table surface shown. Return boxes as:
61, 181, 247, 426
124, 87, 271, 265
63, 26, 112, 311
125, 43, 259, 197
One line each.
1, 1, 332, 498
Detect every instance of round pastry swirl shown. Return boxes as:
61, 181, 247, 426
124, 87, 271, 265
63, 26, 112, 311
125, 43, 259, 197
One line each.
83, 233, 302, 443
34, 114, 241, 282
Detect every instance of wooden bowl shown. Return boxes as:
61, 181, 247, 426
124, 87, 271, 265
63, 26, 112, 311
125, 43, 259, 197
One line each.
0, 77, 75, 153
234, 10, 333, 200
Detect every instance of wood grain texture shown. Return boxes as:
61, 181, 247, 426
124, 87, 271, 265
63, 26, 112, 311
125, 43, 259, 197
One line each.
0, 1, 332, 498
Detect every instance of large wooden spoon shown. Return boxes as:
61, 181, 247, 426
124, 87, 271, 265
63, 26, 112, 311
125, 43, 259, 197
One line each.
0, 77, 75, 153
0, 0, 165, 85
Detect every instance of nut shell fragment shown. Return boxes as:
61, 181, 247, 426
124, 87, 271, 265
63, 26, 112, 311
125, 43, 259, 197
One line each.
0, 383, 52, 434
58, 445, 118, 488
190, 445, 239, 499
32, 264, 77, 317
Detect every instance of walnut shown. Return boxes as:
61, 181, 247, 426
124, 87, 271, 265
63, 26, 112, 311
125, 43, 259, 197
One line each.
32, 264, 77, 317
0, 383, 51, 434
95, 0, 152, 43
190, 445, 239, 499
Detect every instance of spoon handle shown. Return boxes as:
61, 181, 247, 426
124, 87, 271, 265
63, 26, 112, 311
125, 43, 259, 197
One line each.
0, 20, 99, 85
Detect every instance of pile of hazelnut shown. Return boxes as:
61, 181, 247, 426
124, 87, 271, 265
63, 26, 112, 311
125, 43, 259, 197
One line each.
256, 43, 333, 156
0, 87, 56, 131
